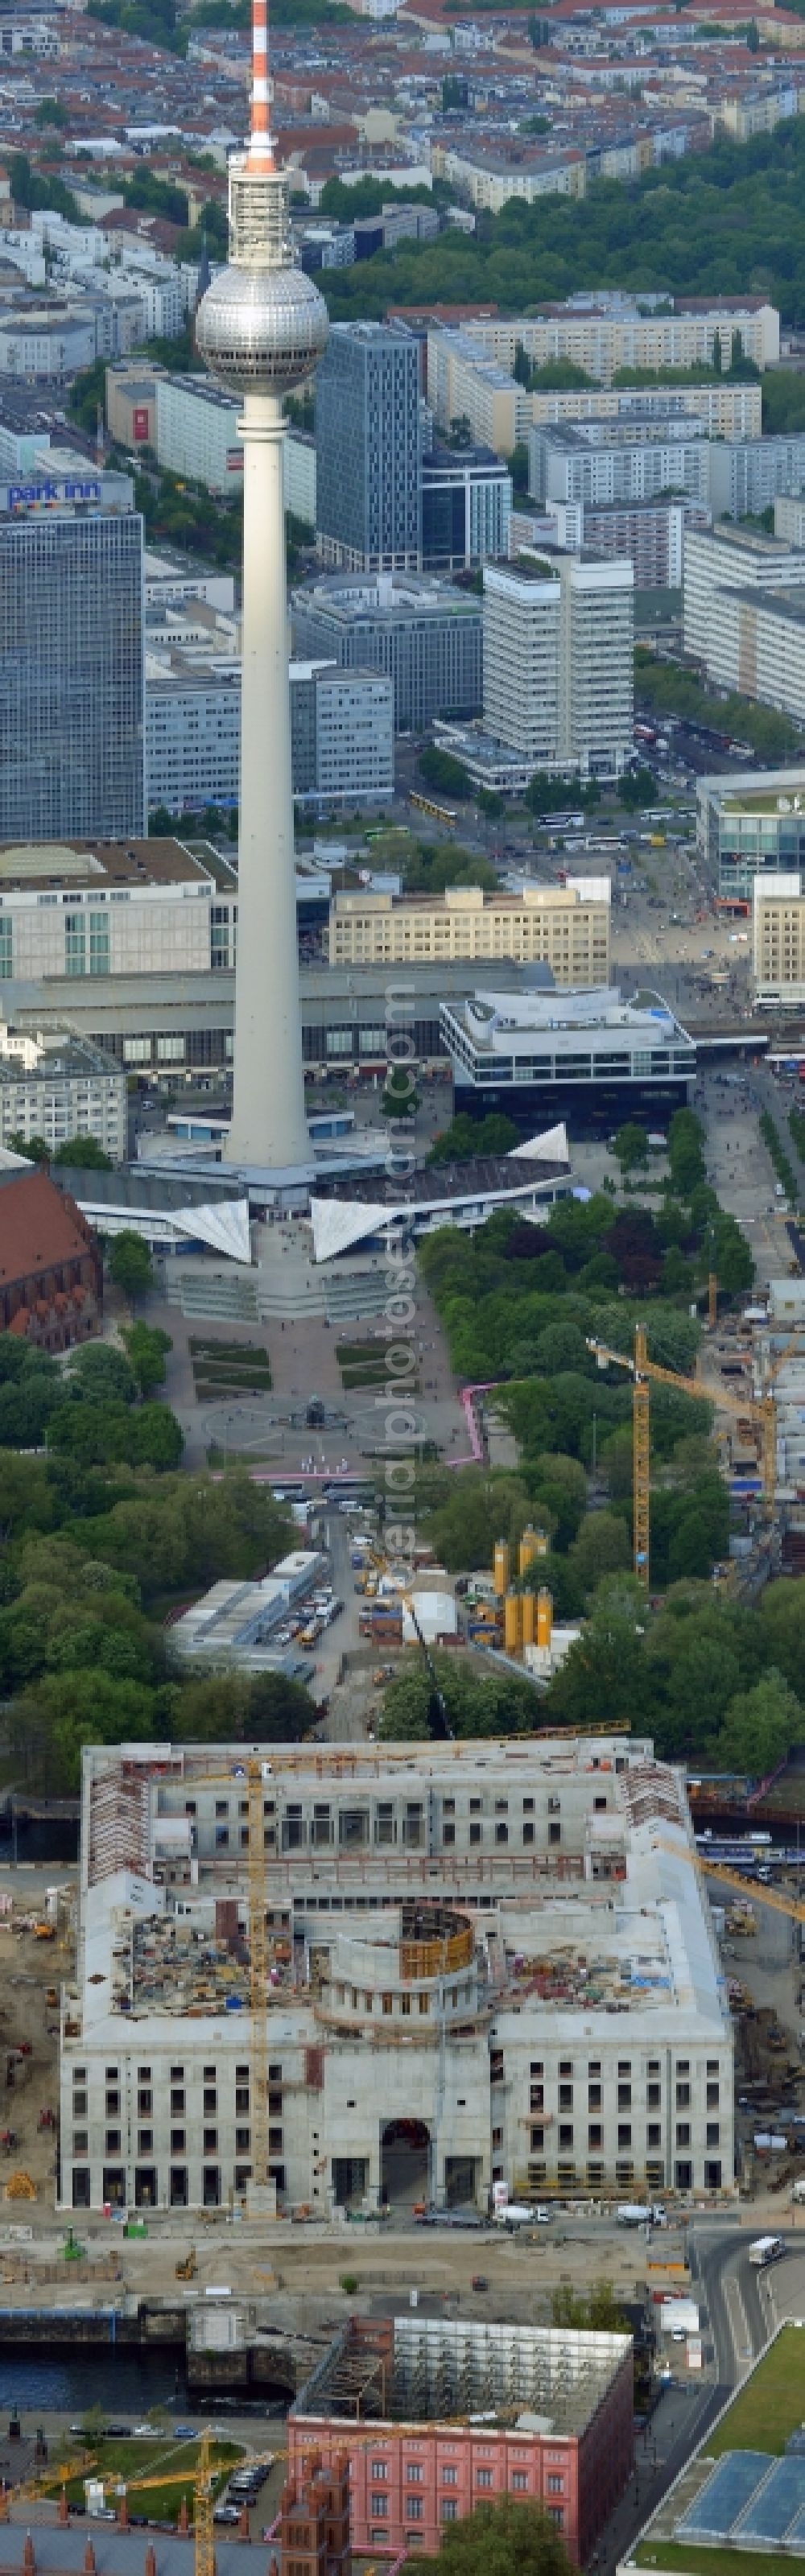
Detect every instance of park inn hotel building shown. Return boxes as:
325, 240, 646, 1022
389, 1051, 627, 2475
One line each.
60, 1738, 733, 2218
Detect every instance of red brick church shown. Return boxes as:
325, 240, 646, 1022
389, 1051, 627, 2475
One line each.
0, 1166, 101, 1351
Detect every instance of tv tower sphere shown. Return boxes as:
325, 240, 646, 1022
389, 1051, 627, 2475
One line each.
194, 0, 329, 1175
196, 167, 328, 397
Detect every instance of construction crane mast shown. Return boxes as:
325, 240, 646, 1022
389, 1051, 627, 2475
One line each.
193, 2430, 215, 2576
588, 1325, 778, 1590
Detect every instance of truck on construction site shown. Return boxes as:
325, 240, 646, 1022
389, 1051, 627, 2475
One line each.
494, 2203, 551, 2229
617, 2203, 667, 2227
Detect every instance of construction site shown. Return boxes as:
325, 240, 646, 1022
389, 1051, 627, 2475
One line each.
56, 1733, 737, 2219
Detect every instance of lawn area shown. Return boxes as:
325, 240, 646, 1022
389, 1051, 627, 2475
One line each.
708, 2326, 805, 2455
188, 1337, 272, 1393
635, 2546, 797, 2576
49, 2437, 242, 2524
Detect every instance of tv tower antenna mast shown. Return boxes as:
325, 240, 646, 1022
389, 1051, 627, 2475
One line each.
196, 0, 328, 1170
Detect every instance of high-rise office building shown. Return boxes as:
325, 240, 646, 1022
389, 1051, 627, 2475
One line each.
316, 320, 420, 572
484, 551, 633, 779
0, 506, 145, 841
421, 443, 511, 572
291, 572, 482, 732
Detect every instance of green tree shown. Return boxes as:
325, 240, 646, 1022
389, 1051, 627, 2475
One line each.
122, 1323, 172, 1396
425, 1472, 532, 1572
9, 151, 80, 220
134, 1403, 184, 1469
668, 1108, 706, 1198
428, 1113, 518, 1164
758, 1577, 805, 1694
66, 1342, 137, 1406
8, 1133, 49, 1163
613, 1121, 649, 1174
383, 1063, 419, 1121
0, 1377, 60, 1448
381, 1649, 538, 1742
619, 764, 656, 811
418, 2498, 573, 2576
14, 1666, 156, 1790
52, 1136, 114, 1170
543, 1576, 646, 1728
717, 1670, 800, 1774
551, 2280, 628, 2330
418, 744, 473, 801
109, 1232, 155, 1302
567, 1510, 631, 1599
35, 96, 68, 126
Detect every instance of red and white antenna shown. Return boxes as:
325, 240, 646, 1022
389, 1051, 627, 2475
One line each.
248, 0, 275, 170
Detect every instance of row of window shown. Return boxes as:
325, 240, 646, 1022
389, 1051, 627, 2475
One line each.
94, 2125, 282, 2157
368, 2462, 562, 2491
530, 2123, 720, 2151
530, 2083, 718, 2111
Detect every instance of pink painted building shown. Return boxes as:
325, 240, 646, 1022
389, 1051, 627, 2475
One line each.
288, 2313, 634, 2565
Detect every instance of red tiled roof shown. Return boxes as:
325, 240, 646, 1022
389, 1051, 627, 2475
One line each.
0, 1170, 93, 1286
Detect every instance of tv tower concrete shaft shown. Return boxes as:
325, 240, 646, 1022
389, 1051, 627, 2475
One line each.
229, 388, 308, 1168
195, 0, 328, 1170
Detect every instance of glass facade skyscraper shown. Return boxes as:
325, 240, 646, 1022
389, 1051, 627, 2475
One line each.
0, 509, 144, 841
316, 320, 420, 572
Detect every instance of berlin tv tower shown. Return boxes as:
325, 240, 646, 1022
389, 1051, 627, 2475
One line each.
196, 0, 328, 1170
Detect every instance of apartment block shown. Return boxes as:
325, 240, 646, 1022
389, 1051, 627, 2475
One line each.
527, 382, 762, 437
152, 371, 315, 511
706, 431, 805, 518
701, 584, 805, 724
0, 1023, 126, 1161
59, 1734, 733, 2217
753, 869, 805, 1006
458, 296, 780, 382
431, 140, 587, 213
155, 373, 242, 495
528, 418, 708, 510
774, 493, 805, 549
328, 878, 610, 981
683, 521, 805, 659
484, 552, 633, 778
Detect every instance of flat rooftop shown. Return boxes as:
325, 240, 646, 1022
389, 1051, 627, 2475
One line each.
291, 575, 481, 624
725, 582, 805, 625
0, 839, 209, 893
710, 521, 799, 559
716, 788, 805, 817
294, 2314, 632, 2436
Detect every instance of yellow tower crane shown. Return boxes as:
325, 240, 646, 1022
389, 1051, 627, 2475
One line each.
699, 1860, 805, 1925
587, 1325, 779, 1590
193, 2429, 216, 2576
